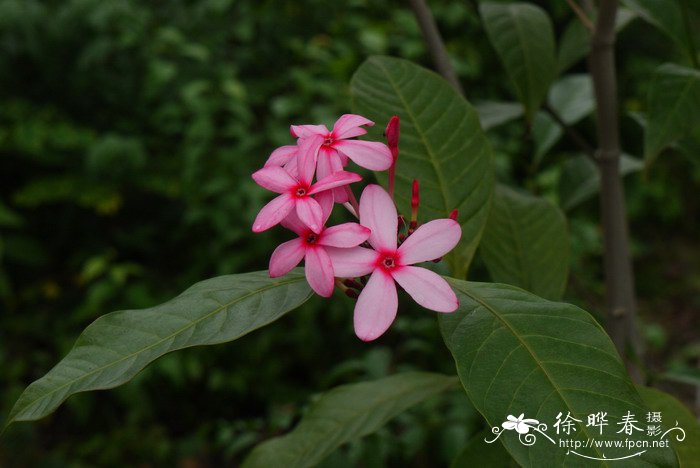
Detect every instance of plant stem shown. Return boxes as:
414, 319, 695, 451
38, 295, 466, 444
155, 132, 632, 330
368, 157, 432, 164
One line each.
589, 0, 642, 381
543, 104, 596, 159
408, 0, 464, 95
566, 0, 594, 31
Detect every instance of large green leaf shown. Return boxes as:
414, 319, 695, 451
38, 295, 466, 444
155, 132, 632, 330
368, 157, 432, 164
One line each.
638, 386, 700, 467
351, 56, 494, 278
645, 64, 700, 167
622, 0, 696, 62
440, 280, 678, 467
480, 2, 557, 120
479, 185, 569, 301
4, 270, 312, 428
242, 372, 457, 468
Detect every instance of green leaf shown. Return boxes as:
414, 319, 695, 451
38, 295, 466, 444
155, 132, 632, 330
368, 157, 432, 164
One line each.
474, 101, 524, 131
557, 8, 637, 73
479, 185, 569, 301
534, 74, 595, 165
532, 112, 563, 166
451, 429, 518, 467
440, 280, 678, 467
351, 56, 494, 278
480, 2, 557, 120
621, 0, 695, 61
4, 270, 312, 428
638, 386, 700, 466
549, 74, 595, 125
559, 154, 643, 211
242, 372, 457, 468
645, 63, 700, 167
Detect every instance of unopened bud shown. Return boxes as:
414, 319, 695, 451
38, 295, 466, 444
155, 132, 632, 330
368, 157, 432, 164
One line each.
385, 115, 400, 161
449, 209, 458, 221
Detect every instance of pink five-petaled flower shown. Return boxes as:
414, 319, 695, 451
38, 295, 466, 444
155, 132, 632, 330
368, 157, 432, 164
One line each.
327, 184, 462, 341
252, 134, 362, 234
268, 194, 370, 297
291, 114, 393, 203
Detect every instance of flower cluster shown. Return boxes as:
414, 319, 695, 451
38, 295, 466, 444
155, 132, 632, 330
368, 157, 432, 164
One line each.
252, 114, 462, 341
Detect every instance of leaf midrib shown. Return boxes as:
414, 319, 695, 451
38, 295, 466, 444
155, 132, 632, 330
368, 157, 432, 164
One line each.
9, 274, 308, 424
451, 282, 612, 466
370, 58, 451, 215
648, 69, 699, 160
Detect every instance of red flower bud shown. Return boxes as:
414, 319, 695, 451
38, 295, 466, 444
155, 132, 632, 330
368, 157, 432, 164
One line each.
449, 209, 458, 221
385, 115, 400, 161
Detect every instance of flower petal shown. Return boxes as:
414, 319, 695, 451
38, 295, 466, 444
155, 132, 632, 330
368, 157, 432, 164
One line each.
354, 270, 398, 341
335, 140, 393, 171
330, 151, 350, 203
252, 194, 294, 233
316, 146, 337, 179
295, 196, 324, 234
283, 155, 298, 178
397, 219, 461, 265
304, 246, 335, 297
265, 145, 296, 167
326, 246, 378, 277
252, 166, 297, 193
269, 238, 305, 277
390, 266, 458, 312
290, 124, 328, 139
308, 171, 362, 195
359, 184, 397, 252
315, 190, 335, 225
332, 114, 374, 140
502, 421, 517, 430
297, 134, 323, 185
280, 209, 307, 236
320, 223, 370, 248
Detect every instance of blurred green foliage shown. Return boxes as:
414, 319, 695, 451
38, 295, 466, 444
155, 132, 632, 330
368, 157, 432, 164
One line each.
0, 0, 698, 466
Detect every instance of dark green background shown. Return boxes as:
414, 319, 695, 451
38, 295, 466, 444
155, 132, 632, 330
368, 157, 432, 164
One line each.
1, 0, 697, 466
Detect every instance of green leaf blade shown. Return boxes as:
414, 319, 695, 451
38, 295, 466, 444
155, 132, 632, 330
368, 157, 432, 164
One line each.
6, 270, 312, 427
480, 2, 557, 120
622, 0, 694, 60
638, 386, 700, 466
645, 63, 700, 167
479, 185, 569, 300
242, 372, 457, 468
351, 56, 494, 278
440, 280, 679, 467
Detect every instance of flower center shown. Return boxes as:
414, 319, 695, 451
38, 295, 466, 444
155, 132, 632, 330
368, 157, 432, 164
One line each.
295, 187, 307, 197
381, 256, 396, 269
323, 136, 334, 146
305, 233, 318, 244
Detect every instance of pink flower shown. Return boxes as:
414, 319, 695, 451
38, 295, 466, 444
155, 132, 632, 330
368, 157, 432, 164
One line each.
269, 193, 371, 297
252, 135, 362, 234
327, 185, 461, 341
264, 144, 298, 176
291, 114, 393, 203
